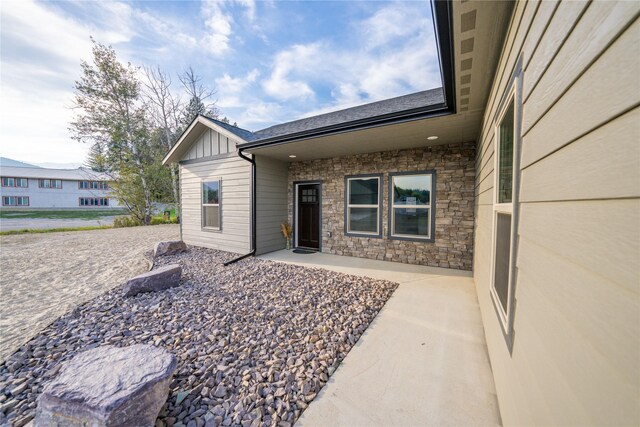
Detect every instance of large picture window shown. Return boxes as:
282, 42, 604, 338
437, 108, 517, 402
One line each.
202, 180, 221, 230
345, 174, 382, 237
389, 172, 435, 241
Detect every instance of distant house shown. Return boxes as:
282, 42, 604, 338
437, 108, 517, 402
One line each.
0, 165, 116, 209
163, 1, 639, 425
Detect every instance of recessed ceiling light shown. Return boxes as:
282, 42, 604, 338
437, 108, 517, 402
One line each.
289, 155, 297, 158
427, 136, 438, 140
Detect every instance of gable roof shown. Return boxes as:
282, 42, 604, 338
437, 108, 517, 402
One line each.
0, 157, 40, 168
0, 166, 111, 181
201, 116, 256, 142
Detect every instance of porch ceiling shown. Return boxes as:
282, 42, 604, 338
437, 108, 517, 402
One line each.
246, 0, 512, 163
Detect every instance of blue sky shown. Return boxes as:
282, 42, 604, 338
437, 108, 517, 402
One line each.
0, 0, 440, 166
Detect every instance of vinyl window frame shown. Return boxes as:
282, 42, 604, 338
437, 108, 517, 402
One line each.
344, 173, 383, 238
3, 196, 29, 206
39, 179, 62, 189
2, 177, 28, 188
489, 56, 523, 352
201, 179, 222, 232
79, 197, 109, 206
388, 170, 436, 243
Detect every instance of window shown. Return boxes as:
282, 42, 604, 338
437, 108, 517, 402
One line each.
202, 180, 221, 230
345, 174, 382, 237
2, 177, 27, 187
79, 180, 107, 190
490, 76, 521, 349
79, 197, 109, 206
39, 179, 62, 189
3, 196, 28, 206
389, 172, 435, 241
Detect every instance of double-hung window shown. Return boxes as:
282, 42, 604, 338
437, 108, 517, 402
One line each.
202, 180, 221, 230
345, 174, 382, 237
490, 63, 522, 349
389, 172, 435, 241
3, 196, 28, 206
2, 177, 27, 187
39, 179, 62, 189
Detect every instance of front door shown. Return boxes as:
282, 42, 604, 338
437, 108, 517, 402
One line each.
297, 183, 320, 250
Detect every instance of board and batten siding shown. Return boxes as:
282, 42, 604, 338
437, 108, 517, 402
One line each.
255, 156, 288, 255
474, 1, 640, 425
179, 128, 250, 254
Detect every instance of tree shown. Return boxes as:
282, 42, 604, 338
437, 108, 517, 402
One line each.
70, 39, 154, 224
85, 142, 109, 172
142, 65, 182, 220
178, 66, 219, 131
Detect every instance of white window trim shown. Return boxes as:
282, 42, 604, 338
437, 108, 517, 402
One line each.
346, 176, 381, 236
489, 82, 521, 335
389, 173, 434, 241
202, 179, 222, 231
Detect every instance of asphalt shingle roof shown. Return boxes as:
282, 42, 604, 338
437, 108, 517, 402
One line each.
199, 88, 444, 144
251, 88, 444, 141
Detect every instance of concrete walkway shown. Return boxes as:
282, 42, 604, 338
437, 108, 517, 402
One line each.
259, 250, 500, 427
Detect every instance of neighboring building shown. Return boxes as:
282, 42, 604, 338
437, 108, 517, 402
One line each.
164, 1, 639, 425
0, 165, 116, 209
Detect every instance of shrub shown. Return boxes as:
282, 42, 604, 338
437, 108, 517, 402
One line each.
150, 217, 179, 225
113, 216, 142, 228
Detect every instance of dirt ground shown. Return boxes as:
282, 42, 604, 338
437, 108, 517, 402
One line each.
0, 224, 179, 361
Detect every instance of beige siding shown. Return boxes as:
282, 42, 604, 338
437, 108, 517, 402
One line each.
255, 156, 288, 255
474, 1, 640, 425
180, 155, 250, 254
181, 128, 236, 161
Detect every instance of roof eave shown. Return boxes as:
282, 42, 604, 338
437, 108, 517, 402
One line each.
238, 102, 451, 151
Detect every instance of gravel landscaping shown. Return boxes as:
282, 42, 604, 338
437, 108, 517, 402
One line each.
0, 247, 398, 427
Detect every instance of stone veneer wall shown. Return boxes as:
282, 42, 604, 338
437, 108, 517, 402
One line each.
288, 142, 476, 270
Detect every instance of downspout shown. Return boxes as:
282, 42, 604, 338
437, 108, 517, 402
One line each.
223, 147, 256, 266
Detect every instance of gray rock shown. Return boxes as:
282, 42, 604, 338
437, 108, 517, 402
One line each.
154, 241, 187, 257
123, 264, 182, 297
35, 344, 177, 427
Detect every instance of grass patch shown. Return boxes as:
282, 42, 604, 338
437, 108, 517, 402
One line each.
0, 225, 112, 236
0, 209, 126, 220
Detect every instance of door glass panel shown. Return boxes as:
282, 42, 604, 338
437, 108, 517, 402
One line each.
494, 213, 512, 312
498, 101, 514, 203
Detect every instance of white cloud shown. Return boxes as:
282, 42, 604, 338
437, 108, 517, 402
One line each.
259, 2, 440, 121
360, 4, 430, 50
200, 1, 234, 56
262, 43, 319, 100
0, 0, 204, 164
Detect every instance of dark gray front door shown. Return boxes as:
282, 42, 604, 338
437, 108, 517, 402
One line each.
297, 184, 320, 250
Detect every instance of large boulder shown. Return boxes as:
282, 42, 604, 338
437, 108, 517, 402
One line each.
123, 264, 181, 297
35, 344, 177, 427
154, 240, 187, 257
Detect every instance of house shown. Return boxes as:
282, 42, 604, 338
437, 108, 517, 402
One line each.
0, 164, 116, 209
163, 0, 640, 425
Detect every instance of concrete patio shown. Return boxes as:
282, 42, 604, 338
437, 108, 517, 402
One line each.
259, 250, 501, 427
